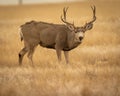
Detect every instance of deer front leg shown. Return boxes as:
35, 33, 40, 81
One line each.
27, 50, 34, 66
64, 51, 69, 64
55, 45, 62, 63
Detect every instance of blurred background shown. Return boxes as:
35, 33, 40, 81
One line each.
0, 0, 120, 96
0, 0, 120, 65
0, 0, 119, 5
0, 0, 85, 5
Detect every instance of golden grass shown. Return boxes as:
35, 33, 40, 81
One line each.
0, 1, 120, 96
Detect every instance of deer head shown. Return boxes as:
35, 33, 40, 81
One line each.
61, 6, 96, 43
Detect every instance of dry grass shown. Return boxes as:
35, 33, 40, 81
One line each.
0, 1, 120, 96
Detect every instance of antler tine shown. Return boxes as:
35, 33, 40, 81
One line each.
63, 7, 68, 20
61, 7, 73, 25
91, 5, 96, 17
88, 5, 96, 24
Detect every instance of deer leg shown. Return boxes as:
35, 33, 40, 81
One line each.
64, 51, 69, 64
56, 49, 62, 63
27, 47, 36, 66
55, 45, 62, 63
19, 47, 28, 65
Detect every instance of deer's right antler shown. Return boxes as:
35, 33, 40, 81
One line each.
61, 7, 74, 26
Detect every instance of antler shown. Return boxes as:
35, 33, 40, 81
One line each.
61, 7, 74, 25
88, 5, 96, 24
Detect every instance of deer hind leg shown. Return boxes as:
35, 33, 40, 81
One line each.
19, 47, 28, 65
27, 47, 36, 66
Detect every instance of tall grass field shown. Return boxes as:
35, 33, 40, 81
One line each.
0, 1, 120, 96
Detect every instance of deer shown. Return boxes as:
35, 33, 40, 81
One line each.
19, 6, 96, 65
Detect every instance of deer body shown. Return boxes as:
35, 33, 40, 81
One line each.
19, 6, 96, 65
21, 21, 80, 50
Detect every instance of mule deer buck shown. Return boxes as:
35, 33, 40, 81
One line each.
19, 6, 96, 65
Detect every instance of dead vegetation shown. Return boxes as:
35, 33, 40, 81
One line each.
0, 1, 120, 96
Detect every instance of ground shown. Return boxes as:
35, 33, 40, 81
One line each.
0, 1, 120, 96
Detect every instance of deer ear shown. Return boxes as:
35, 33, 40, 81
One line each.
85, 23, 93, 30
67, 25, 75, 31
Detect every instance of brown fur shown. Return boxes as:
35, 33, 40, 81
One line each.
19, 6, 96, 65
19, 21, 81, 65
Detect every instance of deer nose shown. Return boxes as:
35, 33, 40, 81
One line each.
79, 36, 83, 41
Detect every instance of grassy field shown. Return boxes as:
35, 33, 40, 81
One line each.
0, 1, 120, 96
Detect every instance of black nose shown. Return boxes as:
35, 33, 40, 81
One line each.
79, 37, 83, 41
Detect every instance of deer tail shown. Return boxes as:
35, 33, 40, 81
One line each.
20, 31, 23, 41
19, 28, 23, 41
